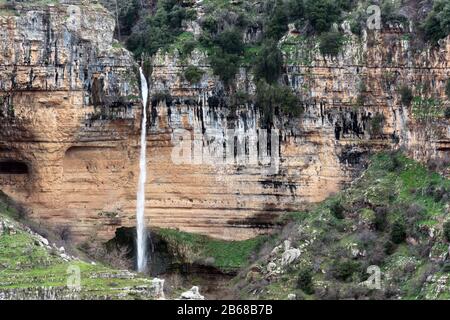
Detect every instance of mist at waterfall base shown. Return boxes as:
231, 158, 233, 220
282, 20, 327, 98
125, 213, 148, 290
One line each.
136, 67, 149, 273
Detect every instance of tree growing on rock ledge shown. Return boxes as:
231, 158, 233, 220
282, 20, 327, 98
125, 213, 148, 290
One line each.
319, 31, 345, 56
255, 80, 302, 127
399, 85, 413, 106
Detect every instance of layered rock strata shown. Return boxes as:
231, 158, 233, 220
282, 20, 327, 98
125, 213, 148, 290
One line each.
0, 2, 448, 242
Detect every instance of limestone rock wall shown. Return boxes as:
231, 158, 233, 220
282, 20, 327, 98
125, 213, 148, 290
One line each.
0, 2, 142, 241
0, 2, 448, 242
144, 26, 449, 239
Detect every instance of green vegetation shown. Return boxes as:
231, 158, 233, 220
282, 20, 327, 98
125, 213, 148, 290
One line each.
0, 7, 17, 16
170, 32, 198, 58
296, 266, 314, 294
126, 0, 196, 57
369, 113, 385, 137
255, 80, 302, 127
183, 65, 204, 84
444, 222, 450, 242
390, 219, 406, 244
422, 0, 450, 44
239, 152, 450, 299
207, 28, 245, 85
253, 39, 284, 84
0, 207, 156, 299
331, 258, 363, 282
119, 0, 358, 95
400, 85, 413, 106
304, 0, 341, 33
380, 0, 408, 26
411, 97, 444, 120
328, 198, 345, 219
319, 31, 345, 56
153, 228, 267, 272
115, 0, 140, 36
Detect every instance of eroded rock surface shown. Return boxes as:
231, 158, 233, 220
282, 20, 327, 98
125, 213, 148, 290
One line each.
0, 1, 448, 243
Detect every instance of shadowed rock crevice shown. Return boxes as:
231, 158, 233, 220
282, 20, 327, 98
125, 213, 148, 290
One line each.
0, 160, 29, 175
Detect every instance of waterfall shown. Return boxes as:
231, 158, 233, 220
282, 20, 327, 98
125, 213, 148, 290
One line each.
136, 67, 148, 273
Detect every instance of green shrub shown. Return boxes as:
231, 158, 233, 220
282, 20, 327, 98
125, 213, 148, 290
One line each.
214, 28, 245, 56
180, 39, 197, 57
391, 220, 406, 244
328, 199, 345, 219
229, 91, 252, 107
444, 107, 450, 119
208, 28, 245, 86
286, 0, 305, 23
385, 152, 404, 172
304, 0, 340, 33
384, 240, 396, 255
331, 258, 362, 282
265, 0, 290, 40
296, 266, 314, 295
116, 0, 140, 36
399, 85, 413, 106
183, 65, 204, 84
256, 80, 301, 126
369, 113, 385, 136
421, 0, 450, 44
374, 207, 388, 231
210, 53, 240, 86
442, 262, 450, 272
381, 0, 407, 25
443, 221, 450, 242
319, 31, 345, 56
126, 0, 195, 57
253, 39, 283, 84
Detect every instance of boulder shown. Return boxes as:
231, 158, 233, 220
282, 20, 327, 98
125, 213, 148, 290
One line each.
267, 262, 277, 273
281, 248, 301, 266
180, 286, 205, 300
151, 278, 165, 299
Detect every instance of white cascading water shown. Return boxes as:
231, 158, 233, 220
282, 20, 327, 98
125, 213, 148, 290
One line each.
136, 67, 149, 273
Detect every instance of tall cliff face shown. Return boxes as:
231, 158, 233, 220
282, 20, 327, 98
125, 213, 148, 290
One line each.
0, 2, 449, 243
146, 23, 450, 239
0, 2, 142, 240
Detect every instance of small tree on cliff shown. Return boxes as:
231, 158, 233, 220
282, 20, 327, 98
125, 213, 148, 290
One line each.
399, 85, 413, 106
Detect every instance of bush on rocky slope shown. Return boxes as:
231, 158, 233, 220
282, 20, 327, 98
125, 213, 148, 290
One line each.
183, 65, 204, 84
422, 0, 450, 44
236, 152, 450, 300
126, 0, 196, 57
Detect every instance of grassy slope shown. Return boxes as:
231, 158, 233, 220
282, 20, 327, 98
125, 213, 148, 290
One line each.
238, 152, 450, 300
0, 203, 158, 299
0, 193, 267, 298
153, 228, 267, 273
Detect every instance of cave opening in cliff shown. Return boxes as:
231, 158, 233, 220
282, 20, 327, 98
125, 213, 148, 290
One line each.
0, 160, 29, 174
